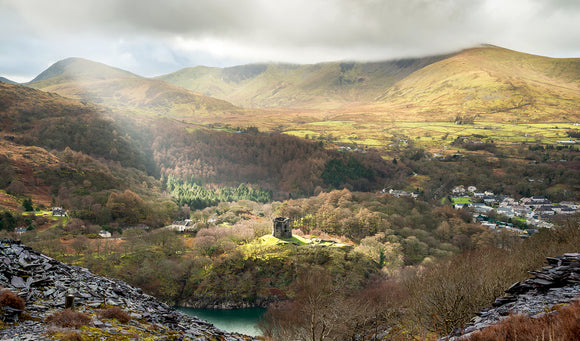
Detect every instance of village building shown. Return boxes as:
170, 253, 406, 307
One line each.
51, 207, 66, 217
99, 230, 112, 238
536, 205, 555, 216
388, 189, 412, 198
471, 203, 493, 213
452, 185, 466, 194
560, 201, 579, 210
496, 207, 515, 218
559, 207, 577, 215
169, 219, 195, 232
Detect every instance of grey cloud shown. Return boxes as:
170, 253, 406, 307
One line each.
1, 0, 579, 80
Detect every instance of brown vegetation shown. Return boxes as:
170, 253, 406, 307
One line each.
467, 299, 580, 341
261, 216, 580, 339
0, 288, 25, 311
46, 309, 91, 328
97, 306, 131, 323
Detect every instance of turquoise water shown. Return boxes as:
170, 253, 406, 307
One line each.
177, 307, 266, 337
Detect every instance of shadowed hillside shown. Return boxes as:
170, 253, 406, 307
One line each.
157, 55, 452, 109
0, 77, 17, 84
0, 82, 151, 172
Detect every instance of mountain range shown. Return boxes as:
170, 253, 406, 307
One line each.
10, 45, 576, 127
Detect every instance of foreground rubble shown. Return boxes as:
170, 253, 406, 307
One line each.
447, 253, 580, 340
0, 239, 255, 340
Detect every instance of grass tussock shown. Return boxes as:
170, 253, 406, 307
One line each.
57, 332, 83, 341
46, 309, 91, 328
468, 299, 580, 341
97, 306, 131, 323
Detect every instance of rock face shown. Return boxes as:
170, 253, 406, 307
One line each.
447, 253, 580, 339
179, 295, 275, 310
0, 239, 255, 340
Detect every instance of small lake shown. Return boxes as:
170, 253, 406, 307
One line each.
177, 307, 266, 337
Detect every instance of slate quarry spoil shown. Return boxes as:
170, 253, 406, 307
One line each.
0, 239, 255, 340
447, 253, 580, 340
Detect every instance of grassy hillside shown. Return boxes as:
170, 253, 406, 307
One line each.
157, 55, 451, 109
154, 46, 580, 155
29, 57, 140, 84
28, 58, 241, 118
376, 45, 580, 123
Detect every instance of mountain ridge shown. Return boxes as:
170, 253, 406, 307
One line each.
30, 57, 140, 84
157, 54, 453, 109
0, 76, 17, 84
27, 58, 241, 117
23, 45, 580, 123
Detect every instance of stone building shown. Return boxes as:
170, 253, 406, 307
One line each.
272, 217, 291, 239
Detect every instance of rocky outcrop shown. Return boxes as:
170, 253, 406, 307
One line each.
0, 239, 255, 340
447, 253, 580, 340
179, 295, 275, 310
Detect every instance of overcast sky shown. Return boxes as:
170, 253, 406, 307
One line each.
1, 0, 579, 82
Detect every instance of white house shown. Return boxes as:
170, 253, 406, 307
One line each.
52, 207, 66, 217
560, 201, 579, 210
99, 230, 112, 238
170, 219, 195, 232
471, 203, 493, 213
559, 207, 577, 215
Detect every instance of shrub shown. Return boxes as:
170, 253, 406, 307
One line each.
0, 288, 25, 311
46, 309, 91, 328
97, 306, 131, 323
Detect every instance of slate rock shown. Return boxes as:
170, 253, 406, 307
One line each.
11, 276, 26, 288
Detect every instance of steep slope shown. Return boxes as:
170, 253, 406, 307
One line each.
28, 58, 240, 117
376, 45, 580, 122
157, 55, 451, 109
0, 82, 151, 171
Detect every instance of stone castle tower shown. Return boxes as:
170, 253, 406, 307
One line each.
272, 217, 291, 239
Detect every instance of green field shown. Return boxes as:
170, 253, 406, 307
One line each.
282, 120, 579, 153
451, 197, 472, 205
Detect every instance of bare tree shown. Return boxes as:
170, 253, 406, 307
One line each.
260, 266, 342, 341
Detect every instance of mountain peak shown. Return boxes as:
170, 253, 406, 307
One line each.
30, 57, 140, 84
